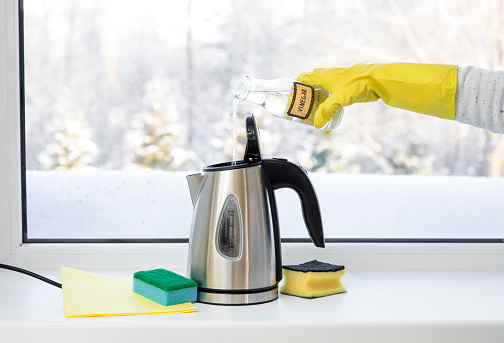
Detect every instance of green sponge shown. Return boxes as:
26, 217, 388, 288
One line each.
133, 269, 198, 306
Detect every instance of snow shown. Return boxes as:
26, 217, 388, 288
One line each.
26, 171, 504, 240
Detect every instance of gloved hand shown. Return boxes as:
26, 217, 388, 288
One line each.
296, 63, 458, 129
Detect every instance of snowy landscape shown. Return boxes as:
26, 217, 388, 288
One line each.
22, 0, 504, 240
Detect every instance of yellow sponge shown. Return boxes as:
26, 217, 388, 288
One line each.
280, 260, 346, 298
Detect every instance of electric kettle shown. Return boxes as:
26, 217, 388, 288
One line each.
186, 115, 325, 305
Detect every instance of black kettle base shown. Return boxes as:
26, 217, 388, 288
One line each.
196, 285, 278, 305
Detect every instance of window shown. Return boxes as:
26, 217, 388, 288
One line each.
22, 0, 504, 243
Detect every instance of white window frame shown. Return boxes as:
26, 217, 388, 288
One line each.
1, 0, 503, 271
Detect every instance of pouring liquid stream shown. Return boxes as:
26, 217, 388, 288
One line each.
232, 98, 239, 165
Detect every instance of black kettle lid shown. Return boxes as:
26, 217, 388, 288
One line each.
203, 114, 262, 171
244, 114, 262, 162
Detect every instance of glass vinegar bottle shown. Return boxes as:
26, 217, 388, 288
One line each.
234, 76, 344, 131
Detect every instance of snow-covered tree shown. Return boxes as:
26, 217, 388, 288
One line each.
127, 77, 194, 170
37, 89, 98, 170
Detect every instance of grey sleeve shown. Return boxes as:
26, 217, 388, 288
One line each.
455, 66, 504, 133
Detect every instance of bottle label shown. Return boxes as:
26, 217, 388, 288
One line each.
287, 82, 315, 120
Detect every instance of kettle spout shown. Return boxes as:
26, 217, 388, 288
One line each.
186, 173, 207, 207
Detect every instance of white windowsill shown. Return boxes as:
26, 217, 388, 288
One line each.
2, 243, 504, 343
1, 260, 503, 343
3, 242, 504, 269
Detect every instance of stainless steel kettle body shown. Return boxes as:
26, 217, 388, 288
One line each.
186, 115, 324, 305
187, 162, 278, 305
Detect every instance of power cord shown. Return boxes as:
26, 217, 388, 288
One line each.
0, 263, 62, 288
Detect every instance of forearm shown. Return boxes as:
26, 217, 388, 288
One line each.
455, 66, 504, 133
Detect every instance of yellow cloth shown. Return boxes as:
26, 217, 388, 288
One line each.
61, 267, 197, 318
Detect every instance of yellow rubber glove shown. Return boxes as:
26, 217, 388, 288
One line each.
296, 63, 458, 129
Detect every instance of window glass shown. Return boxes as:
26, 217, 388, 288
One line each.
23, 0, 504, 241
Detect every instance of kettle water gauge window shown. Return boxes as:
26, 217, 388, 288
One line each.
217, 195, 242, 259
22, 0, 504, 243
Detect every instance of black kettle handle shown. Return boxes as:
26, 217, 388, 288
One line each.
262, 158, 325, 248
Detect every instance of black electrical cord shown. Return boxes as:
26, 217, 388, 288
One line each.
0, 263, 62, 288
